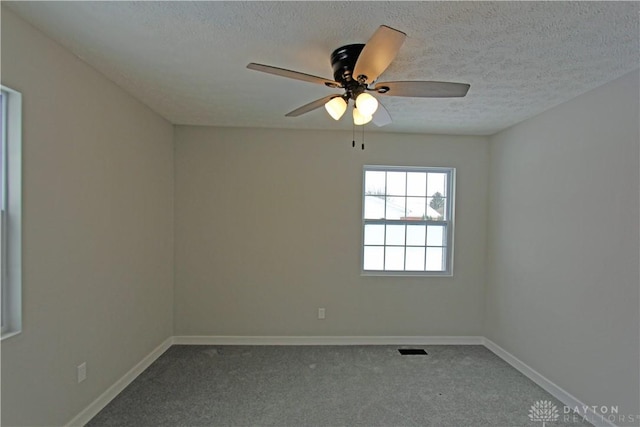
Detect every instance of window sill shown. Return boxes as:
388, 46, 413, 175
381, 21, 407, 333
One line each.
1, 329, 22, 341
361, 271, 453, 277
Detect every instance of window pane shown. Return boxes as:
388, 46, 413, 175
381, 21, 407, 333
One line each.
385, 224, 405, 246
426, 247, 444, 271
364, 196, 386, 219
385, 197, 405, 219
386, 172, 406, 196
1, 86, 22, 337
364, 224, 385, 245
427, 196, 446, 219
385, 247, 405, 270
406, 197, 426, 219
365, 171, 386, 196
406, 225, 426, 246
0, 92, 4, 330
405, 247, 425, 271
0, 92, 3, 202
427, 172, 446, 197
426, 225, 445, 246
364, 246, 384, 270
406, 172, 426, 196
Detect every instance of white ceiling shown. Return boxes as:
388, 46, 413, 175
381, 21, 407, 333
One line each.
5, 1, 639, 135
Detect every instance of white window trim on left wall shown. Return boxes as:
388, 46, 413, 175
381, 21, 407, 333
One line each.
1, 84, 22, 340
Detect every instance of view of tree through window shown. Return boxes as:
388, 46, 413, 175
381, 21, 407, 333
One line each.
362, 166, 454, 274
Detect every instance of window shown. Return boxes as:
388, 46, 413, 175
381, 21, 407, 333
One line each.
362, 166, 454, 276
1, 85, 22, 340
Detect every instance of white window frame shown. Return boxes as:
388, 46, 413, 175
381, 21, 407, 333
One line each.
1, 85, 22, 340
361, 165, 455, 277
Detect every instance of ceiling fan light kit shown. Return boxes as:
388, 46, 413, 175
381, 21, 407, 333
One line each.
353, 107, 373, 125
247, 25, 470, 127
354, 92, 378, 117
324, 96, 348, 120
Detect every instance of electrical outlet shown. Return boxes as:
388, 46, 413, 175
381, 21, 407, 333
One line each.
77, 362, 87, 383
318, 308, 325, 319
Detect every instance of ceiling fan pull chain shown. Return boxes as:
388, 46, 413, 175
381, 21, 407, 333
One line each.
361, 124, 365, 150
352, 120, 356, 148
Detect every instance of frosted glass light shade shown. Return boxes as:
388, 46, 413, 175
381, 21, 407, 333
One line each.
355, 93, 379, 117
324, 97, 347, 120
353, 107, 373, 125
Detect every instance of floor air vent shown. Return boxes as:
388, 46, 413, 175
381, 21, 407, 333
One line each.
398, 349, 428, 355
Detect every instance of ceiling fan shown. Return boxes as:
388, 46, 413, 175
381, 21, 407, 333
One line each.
247, 25, 470, 127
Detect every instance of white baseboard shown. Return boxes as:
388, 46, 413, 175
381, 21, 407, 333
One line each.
173, 335, 484, 346
65, 337, 174, 427
483, 338, 618, 427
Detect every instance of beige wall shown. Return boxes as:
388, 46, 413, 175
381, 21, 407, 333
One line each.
174, 126, 490, 336
1, 8, 175, 426
485, 69, 640, 420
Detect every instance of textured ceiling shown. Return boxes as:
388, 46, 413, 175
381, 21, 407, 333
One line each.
4, 1, 639, 135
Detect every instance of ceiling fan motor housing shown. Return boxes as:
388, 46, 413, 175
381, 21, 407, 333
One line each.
330, 44, 365, 85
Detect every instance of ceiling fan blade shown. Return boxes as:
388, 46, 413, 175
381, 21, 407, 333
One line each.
285, 95, 340, 117
372, 101, 392, 127
353, 25, 406, 84
374, 81, 470, 97
247, 63, 341, 88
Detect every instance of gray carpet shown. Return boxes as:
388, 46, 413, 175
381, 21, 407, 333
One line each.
87, 345, 593, 427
